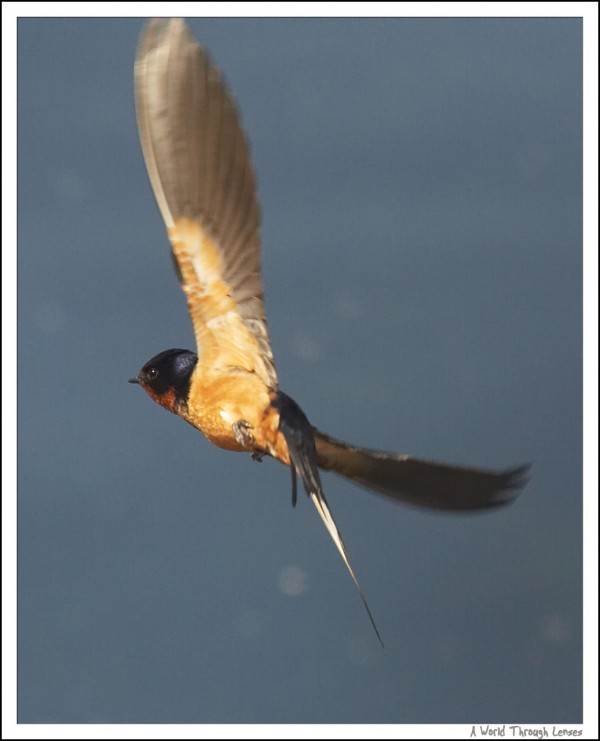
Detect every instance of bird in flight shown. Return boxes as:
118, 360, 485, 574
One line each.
130, 18, 528, 646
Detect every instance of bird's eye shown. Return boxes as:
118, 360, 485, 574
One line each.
147, 367, 159, 380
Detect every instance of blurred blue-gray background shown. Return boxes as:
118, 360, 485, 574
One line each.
18, 18, 582, 724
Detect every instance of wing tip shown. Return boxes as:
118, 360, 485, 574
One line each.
478, 462, 532, 510
501, 462, 532, 494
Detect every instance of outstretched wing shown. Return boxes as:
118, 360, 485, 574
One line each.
314, 429, 530, 512
135, 18, 278, 389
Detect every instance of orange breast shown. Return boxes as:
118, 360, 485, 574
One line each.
182, 369, 290, 463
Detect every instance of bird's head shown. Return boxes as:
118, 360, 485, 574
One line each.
129, 348, 198, 413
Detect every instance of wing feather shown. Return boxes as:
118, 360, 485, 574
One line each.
314, 429, 529, 511
135, 18, 277, 389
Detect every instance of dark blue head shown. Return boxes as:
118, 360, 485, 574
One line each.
129, 348, 198, 412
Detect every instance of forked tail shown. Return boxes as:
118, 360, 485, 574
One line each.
272, 391, 529, 645
272, 393, 384, 647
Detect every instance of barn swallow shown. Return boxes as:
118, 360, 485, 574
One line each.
130, 18, 529, 646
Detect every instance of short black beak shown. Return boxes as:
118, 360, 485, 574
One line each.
128, 377, 140, 384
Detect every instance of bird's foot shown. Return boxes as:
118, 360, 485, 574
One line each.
233, 419, 255, 448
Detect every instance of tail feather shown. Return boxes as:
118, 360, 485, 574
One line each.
307, 490, 384, 647
273, 393, 383, 647
313, 428, 530, 512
